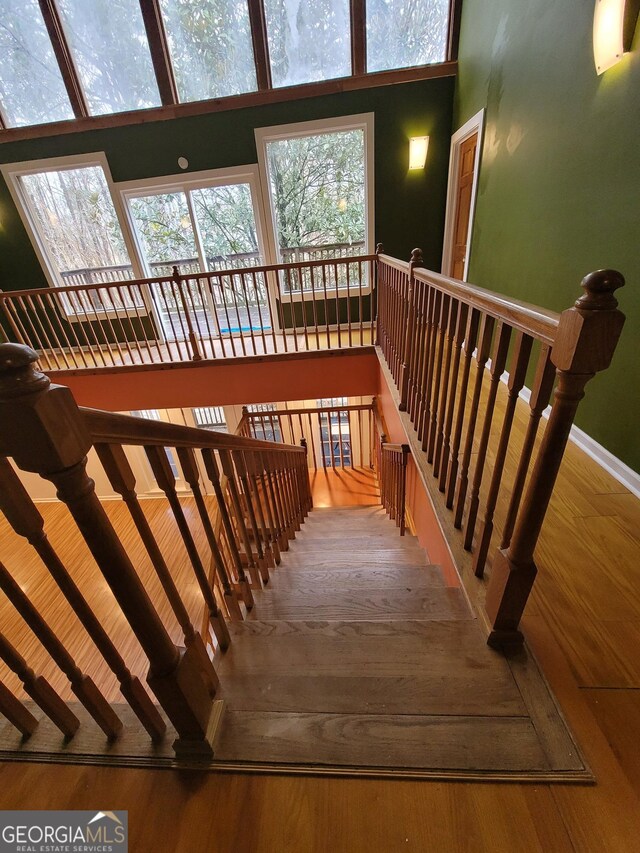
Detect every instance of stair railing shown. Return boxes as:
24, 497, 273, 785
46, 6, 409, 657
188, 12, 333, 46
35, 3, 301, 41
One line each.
238, 401, 378, 470
379, 444, 410, 535
0, 343, 310, 758
376, 249, 626, 649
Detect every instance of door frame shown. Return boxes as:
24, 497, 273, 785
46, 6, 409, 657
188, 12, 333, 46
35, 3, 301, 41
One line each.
441, 109, 485, 281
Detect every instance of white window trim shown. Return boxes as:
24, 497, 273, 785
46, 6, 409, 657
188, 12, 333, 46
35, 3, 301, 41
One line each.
254, 113, 375, 289
441, 109, 485, 281
116, 163, 271, 278
0, 152, 144, 314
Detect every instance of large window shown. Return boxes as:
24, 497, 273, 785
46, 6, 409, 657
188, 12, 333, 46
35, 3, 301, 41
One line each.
366, 0, 450, 73
264, 0, 351, 88
121, 167, 269, 339
56, 0, 161, 115
317, 397, 351, 467
0, 0, 452, 130
0, 0, 74, 127
256, 116, 373, 276
11, 159, 134, 291
159, 0, 257, 102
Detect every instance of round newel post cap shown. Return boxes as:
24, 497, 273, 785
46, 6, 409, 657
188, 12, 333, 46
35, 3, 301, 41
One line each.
0, 342, 39, 373
0, 343, 49, 399
577, 269, 625, 311
410, 248, 424, 267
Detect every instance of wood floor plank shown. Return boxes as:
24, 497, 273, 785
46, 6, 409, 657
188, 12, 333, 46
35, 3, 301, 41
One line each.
215, 711, 550, 771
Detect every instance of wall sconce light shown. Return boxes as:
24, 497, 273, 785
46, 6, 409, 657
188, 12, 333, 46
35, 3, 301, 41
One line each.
409, 136, 429, 170
593, 0, 640, 74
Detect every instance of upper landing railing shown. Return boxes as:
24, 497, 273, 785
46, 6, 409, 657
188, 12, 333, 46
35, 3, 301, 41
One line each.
0, 245, 374, 371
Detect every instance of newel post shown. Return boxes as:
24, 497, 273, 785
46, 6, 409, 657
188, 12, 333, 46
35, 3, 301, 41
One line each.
399, 248, 424, 411
0, 343, 220, 757
485, 270, 626, 651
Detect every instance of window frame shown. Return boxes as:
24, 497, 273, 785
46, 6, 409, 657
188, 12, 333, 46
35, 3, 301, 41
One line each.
0, 152, 143, 320
255, 113, 375, 301
116, 164, 272, 275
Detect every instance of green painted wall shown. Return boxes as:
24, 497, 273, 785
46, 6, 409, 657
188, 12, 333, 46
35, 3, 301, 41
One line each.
455, 0, 640, 473
0, 77, 454, 294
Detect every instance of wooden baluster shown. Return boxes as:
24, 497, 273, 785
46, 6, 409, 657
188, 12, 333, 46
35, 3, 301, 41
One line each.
232, 449, 271, 581
95, 444, 221, 689
145, 445, 230, 650
276, 451, 297, 536
0, 561, 122, 738
255, 451, 282, 560
431, 297, 459, 474
218, 449, 262, 587
399, 445, 409, 536
420, 290, 443, 449
453, 314, 495, 526
412, 283, 432, 436
286, 454, 300, 521
437, 303, 469, 488
0, 632, 79, 738
276, 452, 295, 531
0, 345, 220, 754
463, 322, 512, 549
0, 455, 167, 740
398, 249, 424, 410
472, 332, 534, 576
408, 273, 427, 422
0, 679, 39, 738
445, 308, 480, 506
201, 449, 254, 608
262, 452, 288, 551
248, 451, 280, 564
486, 270, 626, 649
175, 447, 243, 621
500, 346, 556, 551
426, 294, 452, 461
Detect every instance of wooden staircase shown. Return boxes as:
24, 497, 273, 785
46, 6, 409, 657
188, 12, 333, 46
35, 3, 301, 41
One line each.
211, 505, 577, 776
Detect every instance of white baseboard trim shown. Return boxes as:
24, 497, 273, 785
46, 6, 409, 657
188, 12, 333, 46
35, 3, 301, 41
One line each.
514, 378, 640, 499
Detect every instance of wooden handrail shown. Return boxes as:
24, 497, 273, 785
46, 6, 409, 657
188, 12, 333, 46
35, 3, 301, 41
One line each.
83, 408, 305, 454
379, 253, 560, 346
0, 254, 377, 301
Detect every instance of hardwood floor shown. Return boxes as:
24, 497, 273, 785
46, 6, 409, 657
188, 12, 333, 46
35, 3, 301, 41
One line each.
0, 436, 639, 850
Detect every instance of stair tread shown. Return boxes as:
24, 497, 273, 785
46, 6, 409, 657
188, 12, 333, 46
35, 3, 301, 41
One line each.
249, 586, 470, 621
278, 552, 431, 569
215, 711, 547, 770
224, 618, 504, 673
266, 566, 445, 590
291, 536, 421, 547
